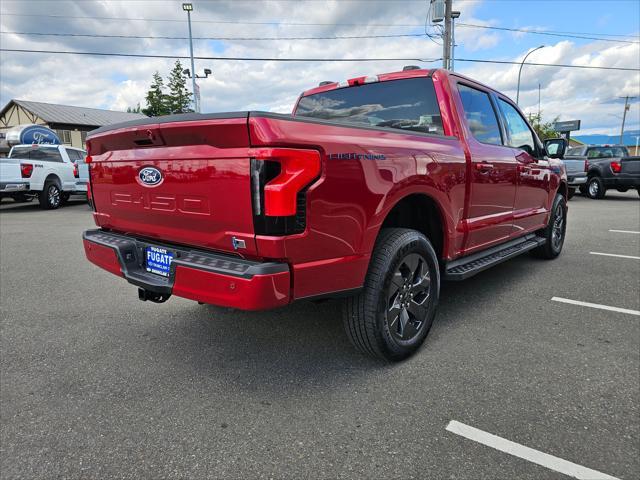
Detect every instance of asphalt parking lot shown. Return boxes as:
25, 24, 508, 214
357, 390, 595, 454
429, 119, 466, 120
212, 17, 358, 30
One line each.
1, 192, 638, 479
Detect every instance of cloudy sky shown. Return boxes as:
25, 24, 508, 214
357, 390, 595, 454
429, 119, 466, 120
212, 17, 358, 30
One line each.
1, 0, 638, 135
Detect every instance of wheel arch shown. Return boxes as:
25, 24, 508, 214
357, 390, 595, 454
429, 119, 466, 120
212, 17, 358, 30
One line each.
377, 193, 447, 262
44, 173, 62, 187
558, 180, 568, 201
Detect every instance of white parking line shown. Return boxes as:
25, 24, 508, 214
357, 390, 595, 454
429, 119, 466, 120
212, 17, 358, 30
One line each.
589, 251, 640, 260
446, 420, 620, 480
551, 297, 640, 316
609, 229, 640, 234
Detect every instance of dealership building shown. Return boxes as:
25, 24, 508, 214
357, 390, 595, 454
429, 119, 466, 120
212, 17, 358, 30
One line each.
0, 99, 146, 154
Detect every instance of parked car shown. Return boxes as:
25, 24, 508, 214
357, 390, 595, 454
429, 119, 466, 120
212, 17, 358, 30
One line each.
563, 145, 640, 199
0, 156, 31, 202
548, 144, 587, 199
2, 144, 89, 208
82, 67, 568, 361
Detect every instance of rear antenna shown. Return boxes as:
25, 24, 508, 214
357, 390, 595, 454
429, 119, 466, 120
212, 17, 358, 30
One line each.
318, 81, 334, 86
402, 65, 421, 71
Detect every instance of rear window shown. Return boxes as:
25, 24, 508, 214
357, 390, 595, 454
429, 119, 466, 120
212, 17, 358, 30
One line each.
566, 147, 586, 156
295, 77, 445, 135
9, 146, 63, 162
586, 147, 627, 158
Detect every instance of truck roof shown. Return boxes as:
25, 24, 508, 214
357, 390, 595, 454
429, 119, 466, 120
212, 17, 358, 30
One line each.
301, 67, 434, 97
300, 67, 507, 100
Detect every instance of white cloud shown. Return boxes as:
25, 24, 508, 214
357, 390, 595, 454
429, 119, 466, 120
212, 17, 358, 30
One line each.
1, 0, 638, 135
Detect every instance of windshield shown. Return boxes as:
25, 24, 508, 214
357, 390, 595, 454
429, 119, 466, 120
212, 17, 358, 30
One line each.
295, 77, 445, 135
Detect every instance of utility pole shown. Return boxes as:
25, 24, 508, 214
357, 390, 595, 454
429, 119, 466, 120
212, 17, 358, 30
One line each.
619, 95, 636, 145
442, 0, 453, 69
182, 3, 198, 113
450, 10, 460, 71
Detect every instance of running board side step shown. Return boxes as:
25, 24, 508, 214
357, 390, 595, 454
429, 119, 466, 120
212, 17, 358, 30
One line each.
445, 234, 546, 281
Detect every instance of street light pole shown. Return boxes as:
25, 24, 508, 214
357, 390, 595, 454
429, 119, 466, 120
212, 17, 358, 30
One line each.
182, 3, 199, 113
516, 45, 545, 106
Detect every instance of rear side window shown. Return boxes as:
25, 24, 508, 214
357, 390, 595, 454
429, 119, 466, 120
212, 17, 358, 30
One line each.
295, 77, 445, 135
498, 99, 536, 155
9, 147, 63, 162
457, 84, 502, 145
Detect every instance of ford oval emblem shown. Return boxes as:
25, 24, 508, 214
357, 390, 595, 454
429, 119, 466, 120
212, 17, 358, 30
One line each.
139, 167, 163, 186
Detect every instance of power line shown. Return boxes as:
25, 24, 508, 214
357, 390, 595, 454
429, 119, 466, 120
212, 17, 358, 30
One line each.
0, 30, 429, 41
455, 58, 640, 71
0, 48, 439, 63
1, 12, 638, 40
457, 23, 639, 44
2, 48, 639, 71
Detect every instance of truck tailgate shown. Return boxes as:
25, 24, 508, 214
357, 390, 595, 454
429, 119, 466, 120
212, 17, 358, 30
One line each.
621, 156, 640, 174
87, 114, 258, 256
0, 158, 23, 182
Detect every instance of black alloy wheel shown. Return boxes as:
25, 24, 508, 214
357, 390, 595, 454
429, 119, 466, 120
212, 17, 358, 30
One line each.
386, 253, 431, 343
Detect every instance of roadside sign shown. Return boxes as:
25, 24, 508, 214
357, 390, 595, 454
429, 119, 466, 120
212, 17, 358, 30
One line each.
553, 120, 581, 132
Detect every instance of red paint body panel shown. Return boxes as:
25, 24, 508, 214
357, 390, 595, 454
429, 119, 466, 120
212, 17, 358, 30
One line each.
84, 68, 566, 308
172, 266, 290, 310
83, 240, 123, 277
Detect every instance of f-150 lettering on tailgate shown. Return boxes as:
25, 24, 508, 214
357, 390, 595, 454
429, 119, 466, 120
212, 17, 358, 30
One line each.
110, 191, 210, 215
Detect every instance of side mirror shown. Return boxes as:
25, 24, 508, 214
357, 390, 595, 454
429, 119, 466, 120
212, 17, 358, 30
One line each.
544, 138, 567, 159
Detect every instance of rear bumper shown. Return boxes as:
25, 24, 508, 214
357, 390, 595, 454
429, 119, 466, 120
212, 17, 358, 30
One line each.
0, 181, 29, 193
567, 175, 587, 186
603, 175, 640, 188
82, 229, 290, 310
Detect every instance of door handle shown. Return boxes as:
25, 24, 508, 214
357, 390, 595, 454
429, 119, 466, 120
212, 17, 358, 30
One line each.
475, 162, 494, 171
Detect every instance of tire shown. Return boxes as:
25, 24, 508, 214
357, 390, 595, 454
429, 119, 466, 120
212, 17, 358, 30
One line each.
567, 187, 576, 200
343, 228, 440, 362
38, 181, 62, 209
531, 193, 567, 259
616, 188, 628, 193
586, 176, 606, 199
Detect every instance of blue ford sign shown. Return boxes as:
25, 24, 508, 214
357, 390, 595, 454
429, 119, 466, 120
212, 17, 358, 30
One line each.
19, 125, 61, 145
139, 167, 163, 186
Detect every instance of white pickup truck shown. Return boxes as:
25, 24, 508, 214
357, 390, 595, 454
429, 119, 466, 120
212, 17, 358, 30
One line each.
0, 144, 89, 209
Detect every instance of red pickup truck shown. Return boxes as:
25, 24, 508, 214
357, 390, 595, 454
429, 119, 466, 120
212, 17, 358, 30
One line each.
83, 67, 568, 361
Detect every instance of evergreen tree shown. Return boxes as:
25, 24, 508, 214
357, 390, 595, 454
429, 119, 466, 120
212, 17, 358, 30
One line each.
165, 60, 193, 114
142, 72, 169, 117
127, 103, 142, 113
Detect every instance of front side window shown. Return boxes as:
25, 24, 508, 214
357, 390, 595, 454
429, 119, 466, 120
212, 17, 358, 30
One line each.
457, 84, 502, 145
295, 77, 445, 135
498, 99, 536, 155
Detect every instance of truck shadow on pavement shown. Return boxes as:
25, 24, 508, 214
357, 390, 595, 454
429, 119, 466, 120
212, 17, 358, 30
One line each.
139, 253, 539, 392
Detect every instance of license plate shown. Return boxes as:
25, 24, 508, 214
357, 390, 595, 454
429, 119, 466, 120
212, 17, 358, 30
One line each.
145, 246, 174, 277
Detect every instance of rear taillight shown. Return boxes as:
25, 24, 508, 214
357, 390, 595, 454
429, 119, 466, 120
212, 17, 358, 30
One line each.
611, 161, 622, 173
584, 160, 588, 172
250, 148, 321, 235
73, 163, 79, 178
21, 163, 33, 178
